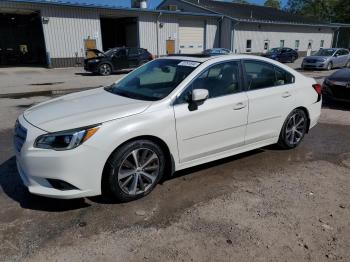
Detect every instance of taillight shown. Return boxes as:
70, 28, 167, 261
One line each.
312, 83, 322, 95
312, 83, 322, 102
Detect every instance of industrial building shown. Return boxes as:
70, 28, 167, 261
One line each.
0, 0, 343, 68
158, 0, 338, 56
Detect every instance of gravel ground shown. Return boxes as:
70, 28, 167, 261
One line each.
1, 66, 350, 262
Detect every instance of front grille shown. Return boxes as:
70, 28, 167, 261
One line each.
305, 59, 316, 63
14, 120, 27, 152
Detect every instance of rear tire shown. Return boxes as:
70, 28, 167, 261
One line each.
277, 109, 308, 149
102, 140, 165, 202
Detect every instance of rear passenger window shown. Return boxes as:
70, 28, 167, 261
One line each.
244, 61, 276, 90
275, 66, 295, 85
244, 60, 294, 90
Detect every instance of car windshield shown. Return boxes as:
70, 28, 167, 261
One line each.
104, 48, 120, 57
314, 49, 336, 56
105, 59, 200, 101
268, 48, 282, 53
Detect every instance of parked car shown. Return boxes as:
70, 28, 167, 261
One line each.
322, 68, 350, 102
15, 55, 321, 201
84, 47, 154, 76
262, 48, 298, 63
302, 48, 350, 70
202, 48, 232, 56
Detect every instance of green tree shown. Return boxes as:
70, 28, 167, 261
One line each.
284, 0, 349, 23
264, 0, 281, 9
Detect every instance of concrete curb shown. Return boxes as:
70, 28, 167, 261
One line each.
0, 86, 99, 99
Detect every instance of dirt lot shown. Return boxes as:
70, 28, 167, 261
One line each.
0, 65, 350, 262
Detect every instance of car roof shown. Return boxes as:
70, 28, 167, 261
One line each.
162, 54, 275, 62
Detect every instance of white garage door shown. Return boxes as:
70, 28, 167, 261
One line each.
179, 19, 204, 54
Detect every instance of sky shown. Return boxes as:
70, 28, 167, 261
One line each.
46, 0, 289, 9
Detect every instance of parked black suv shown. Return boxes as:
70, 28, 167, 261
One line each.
262, 48, 298, 63
84, 47, 153, 76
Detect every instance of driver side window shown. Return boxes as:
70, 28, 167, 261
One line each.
178, 61, 241, 103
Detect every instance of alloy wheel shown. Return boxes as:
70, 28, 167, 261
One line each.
117, 148, 160, 196
285, 112, 307, 145
100, 64, 111, 75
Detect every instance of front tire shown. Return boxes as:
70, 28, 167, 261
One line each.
99, 63, 112, 76
326, 62, 333, 71
278, 109, 308, 149
103, 140, 165, 202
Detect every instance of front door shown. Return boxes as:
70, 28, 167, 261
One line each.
174, 60, 248, 163
112, 49, 128, 70
243, 60, 296, 144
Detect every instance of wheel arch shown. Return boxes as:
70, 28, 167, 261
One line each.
295, 106, 311, 133
101, 135, 175, 193
98, 61, 114, 71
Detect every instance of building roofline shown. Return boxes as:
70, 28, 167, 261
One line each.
7, 0, 222, 17
173, 0, 337, 28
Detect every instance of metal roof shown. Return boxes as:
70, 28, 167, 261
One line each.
8, 0, 222, 17
169, 0, 337, 27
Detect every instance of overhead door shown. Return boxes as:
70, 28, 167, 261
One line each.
179, 19, 204, 54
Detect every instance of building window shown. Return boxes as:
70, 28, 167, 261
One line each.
320, 40, 324, 48
246, 40, 252, 52
295, 40, 300, 50
280, 40, 285, 48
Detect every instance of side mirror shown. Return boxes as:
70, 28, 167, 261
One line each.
334, 53, 338, 57
188, 89, 209, 111
192, 89, 209, 103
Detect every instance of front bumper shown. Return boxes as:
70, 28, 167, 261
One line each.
302, 61, 327, 69
84, 61, 99, 73
15, 115, 106, 199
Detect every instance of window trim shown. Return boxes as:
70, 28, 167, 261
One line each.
241, 59, 295, 91
246, 39, 252, 52
174, 59, 244, 105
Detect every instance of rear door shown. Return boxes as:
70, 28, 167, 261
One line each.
243, 59, 296, 144
339, 49, 349, 66
127, 48, 140, 68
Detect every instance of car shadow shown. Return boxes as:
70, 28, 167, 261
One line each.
0, 156, 90, 212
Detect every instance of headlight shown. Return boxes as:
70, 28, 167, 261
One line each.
34, 125, 100, 150
88, 59, 100, 63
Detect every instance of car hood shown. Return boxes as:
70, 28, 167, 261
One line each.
23, 88, 152, 132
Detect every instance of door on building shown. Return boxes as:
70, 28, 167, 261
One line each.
84, 39, 97, 58
100, 17, 138, 51
263, 40, 270, 54
307, 40, 313, 56
0, 11, 46, 66
166, 39, 175, 55
179, 19, 204, 54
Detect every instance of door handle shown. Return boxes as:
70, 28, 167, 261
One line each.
233, 102, 246, 110
282, 91, 291, 98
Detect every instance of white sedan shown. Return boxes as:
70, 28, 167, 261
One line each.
14, 55, 322, 201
